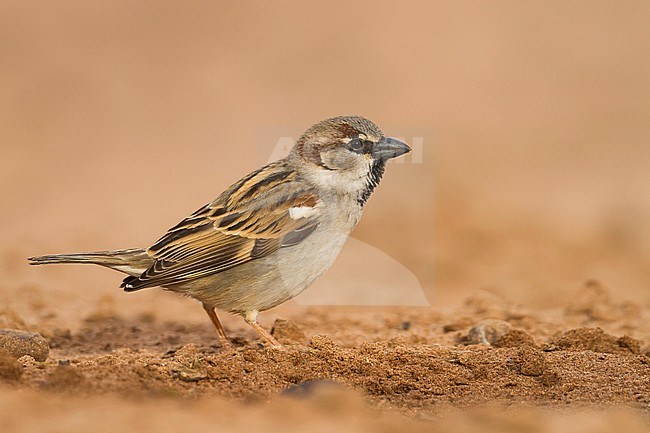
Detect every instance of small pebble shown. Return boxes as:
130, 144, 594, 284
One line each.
0, 329, 50, 361
282, 379, 339, 396
466, 319, 512, 345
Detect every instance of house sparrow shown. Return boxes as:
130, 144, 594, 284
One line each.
29, 116, 410, 347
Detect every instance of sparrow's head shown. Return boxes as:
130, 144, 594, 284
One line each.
293, 116, 410, 170
291, 116, 410, 203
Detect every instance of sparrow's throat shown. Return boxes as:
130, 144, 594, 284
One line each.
357, 160, 386, 206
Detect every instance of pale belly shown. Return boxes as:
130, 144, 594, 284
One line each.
171, 204, 361, 314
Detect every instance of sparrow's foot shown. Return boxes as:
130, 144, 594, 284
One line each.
244, 310, 281, 347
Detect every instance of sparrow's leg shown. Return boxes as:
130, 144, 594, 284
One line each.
202, 303, 231, 347
244, 310, 280, 347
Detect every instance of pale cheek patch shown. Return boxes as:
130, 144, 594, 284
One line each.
289, 206, 316, 220
321, 149, 361, 171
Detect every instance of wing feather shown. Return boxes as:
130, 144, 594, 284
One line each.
122, 162, 320, 291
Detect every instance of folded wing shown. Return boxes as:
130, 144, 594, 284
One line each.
122, 162, 320, 291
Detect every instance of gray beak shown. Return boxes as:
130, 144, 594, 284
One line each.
372, 137, 411, 161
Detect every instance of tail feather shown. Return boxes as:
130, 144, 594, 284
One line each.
28, 248, 153, 277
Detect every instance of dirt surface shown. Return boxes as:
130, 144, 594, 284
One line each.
2, 1, 650, 432
1, 283, 649, 432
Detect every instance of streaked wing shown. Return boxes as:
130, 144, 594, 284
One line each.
121, 161, 320, 291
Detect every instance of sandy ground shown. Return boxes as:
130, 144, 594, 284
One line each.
1, 281, 649, 432
1, 1, 650, 432
0, 281, 650, 432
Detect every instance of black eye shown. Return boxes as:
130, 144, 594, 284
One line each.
348, 138, 363, 152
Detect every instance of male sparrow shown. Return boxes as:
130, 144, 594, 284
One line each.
29, 116, 410, 346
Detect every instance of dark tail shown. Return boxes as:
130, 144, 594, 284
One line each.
28, 248, 153, 277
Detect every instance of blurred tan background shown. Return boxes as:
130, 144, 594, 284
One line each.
1, 1, 649, 327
